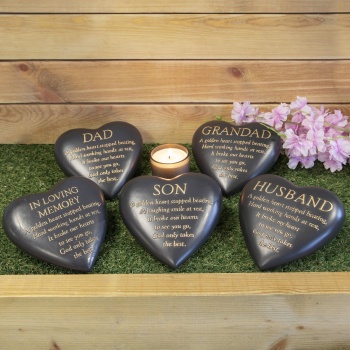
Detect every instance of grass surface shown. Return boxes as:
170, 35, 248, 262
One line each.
0, 144, 349, 275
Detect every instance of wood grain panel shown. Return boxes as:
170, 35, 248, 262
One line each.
0, 15, 349, 59
1, 60, 350, 104
1, 1, 350, 348
1, 274, 350, 349
3, 295, 350, 349
2, 273, 350, 296
1, 104, 349, 144
1, 0, 350, 14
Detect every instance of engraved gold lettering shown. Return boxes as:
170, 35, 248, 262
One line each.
38, 196, 80, 218
240, 128, 251, 137
261, 130, 272, 139
83, 129, 113, 143
252, 181, 334, 213
41, 187, 79, 206
29, 199, 41, 210
153, 183, 187, 196
294, 193, 306, 204
253, 181, 267, 192
249, 129, 259, 138
285, 189, 296, 200
275, 186, 285, 197
230, 127, 239, 136
201, 125, 272, 139
212, 126, 221, 135
319, 199, 334, 212
306, 196, 321, 208
220, 127, 229, 135
153, 184, 161, 196
265, 183, 279, 194
202, 126, 212, 135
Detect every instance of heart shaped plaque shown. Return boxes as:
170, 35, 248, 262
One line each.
54, 121, 143, 199
3, 177, 107, 272
192, 121, 281, 196
239, 174, 345, 270
119, 173, 222, 269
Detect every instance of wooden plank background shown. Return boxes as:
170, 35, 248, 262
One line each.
1, 273, 350, 349
1, 2, 350, 349
1, 0, 350, 14
0, 2, 349, 144
1, 15, 350, 60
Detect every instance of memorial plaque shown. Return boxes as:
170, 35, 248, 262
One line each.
192, 121, 281, 196
239, 174, 345, 270
119, 173, 222, 269
54, 121, 143, 199
3, 177, 107, 272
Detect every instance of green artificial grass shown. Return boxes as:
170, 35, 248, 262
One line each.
0, 143, 349, 275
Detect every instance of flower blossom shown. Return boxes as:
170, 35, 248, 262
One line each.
261, 103, 290, 131
326, 110, 348, 129
290, 96, 308, 110
283, 129, 313, 157
288, 155, 316, 169
231, 101, 258, 124
328, 139, 350, 163
306, 127, 326, 155
230, 97, 350, 171
318, 138, 350, 172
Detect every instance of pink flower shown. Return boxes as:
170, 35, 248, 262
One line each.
300, 155, 317, 168
306, 128, 326, 155
261, 104, 290, 131
324, 110, 349, 138
326, 110, 348, 129
319, 157, 344, 172
328, 139, 350, 163
302, 114, 324, 131
231, 101, 258, 124
270, 103, 290, 131
324, 125, 343, 139
287, 156, 301, 169
300, 104, 314, 117
318, 138, 350, 172
259, 112, 274, 127
285, 112, 302, 133
288, 96, 314, 132
283, 129, 313, 157
288, 155, 316, 169
312, 105, 329, 119
230, 97, 350, 171
290, 96, 308, 110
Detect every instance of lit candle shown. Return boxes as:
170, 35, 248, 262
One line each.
150, 144, 190, 179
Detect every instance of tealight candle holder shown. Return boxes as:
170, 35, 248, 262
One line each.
150, 144, 190, 179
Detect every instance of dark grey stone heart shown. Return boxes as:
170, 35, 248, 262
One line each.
239, 174, 345, 270
192, 121, 281, 196
3, 177, 107, 272
54, 121, 143, 199
119, 173, 222, 269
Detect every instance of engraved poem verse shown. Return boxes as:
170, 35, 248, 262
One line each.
27, 185, 103, 260
247, 180, 332, 254
64, 128, 137, 185
128, 182, 214, 248
199, 124, 272, 180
